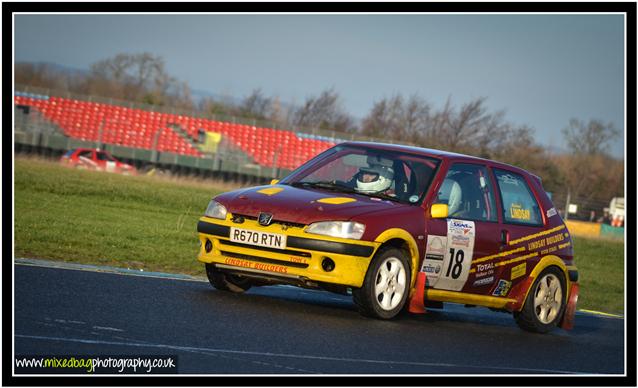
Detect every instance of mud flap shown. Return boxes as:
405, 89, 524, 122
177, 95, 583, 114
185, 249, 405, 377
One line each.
408, 271, 427, 314
560, 283, 579, 330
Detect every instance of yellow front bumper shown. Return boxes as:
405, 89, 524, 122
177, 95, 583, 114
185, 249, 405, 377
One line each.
197, 216, 379, 288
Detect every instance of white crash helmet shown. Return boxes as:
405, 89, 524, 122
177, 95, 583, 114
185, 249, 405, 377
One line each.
439, 178, 462, 215
356, 165, 394, 193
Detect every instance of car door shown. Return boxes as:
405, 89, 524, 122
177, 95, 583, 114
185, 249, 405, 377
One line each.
423, 162, 503, 293
489, 168, 549, 293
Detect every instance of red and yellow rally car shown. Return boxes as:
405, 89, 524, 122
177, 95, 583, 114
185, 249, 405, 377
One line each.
197, 142, 579, 333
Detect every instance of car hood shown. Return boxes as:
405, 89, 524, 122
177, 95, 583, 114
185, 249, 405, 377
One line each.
214, 184, 412, 225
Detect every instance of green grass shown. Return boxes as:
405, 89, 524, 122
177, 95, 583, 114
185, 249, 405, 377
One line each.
14, 156, 238, 277
13, 156, 625, 314
571, 236, 624, 315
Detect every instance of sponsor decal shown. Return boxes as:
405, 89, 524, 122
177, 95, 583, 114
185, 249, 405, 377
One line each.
546, 207, 558, 218
510, 203, 531, 221
426, 235, 447, 256
545, 233, 565, 245
527, 238, 546, 251
431, 219, 476, 292
558, 241, 572, 250
451, 234, 471, 247
422, 263, 442, 275
472, 276, 495, 287
475, 262, 494, 272
527, 232, 565, 251
511, 262, 527, 280
289, 256, 308, 264
508, 224, 566, 246
224, 257, 288, 274
475, 269, 495, 278
492, 279, 512, 297
449, 220, 474, 235
422, 234, 447, 283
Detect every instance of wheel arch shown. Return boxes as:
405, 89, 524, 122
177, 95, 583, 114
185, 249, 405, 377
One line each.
512, 254, 571, 312
373, 229, 420, 290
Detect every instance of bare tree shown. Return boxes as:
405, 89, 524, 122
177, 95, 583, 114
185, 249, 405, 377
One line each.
361, 94, 431, 143
553, 118, 623, 213
439, 97, 510, 154
291, 88, 354, 132
15, 62, 69, 90
561, 118, 620, 156
239, 88, 274, 120
85, 52, 193, 107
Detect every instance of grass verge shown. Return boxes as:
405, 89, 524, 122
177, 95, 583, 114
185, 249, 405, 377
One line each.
571, 236, 624, 314
13, 156, 625, 314
14, 156, 239, 277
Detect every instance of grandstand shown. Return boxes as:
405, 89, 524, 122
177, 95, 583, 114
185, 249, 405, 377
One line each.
14, 91, 338, 171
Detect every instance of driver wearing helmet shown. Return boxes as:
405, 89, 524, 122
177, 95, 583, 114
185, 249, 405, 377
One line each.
355, 164, 395, 195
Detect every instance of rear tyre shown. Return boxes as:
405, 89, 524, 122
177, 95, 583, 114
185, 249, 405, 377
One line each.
205, 263, 252, 293
353, 247, 410, 319
514, 266, 566, 333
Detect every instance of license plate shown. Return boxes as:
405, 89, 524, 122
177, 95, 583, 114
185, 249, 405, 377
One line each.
230, 227, 287, 249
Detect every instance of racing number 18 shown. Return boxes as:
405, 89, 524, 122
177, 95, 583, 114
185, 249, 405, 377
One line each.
446, 248, 464, 279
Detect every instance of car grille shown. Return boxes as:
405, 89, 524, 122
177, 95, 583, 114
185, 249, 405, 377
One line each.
233, 214, 306, 229
219, 240, 311, 257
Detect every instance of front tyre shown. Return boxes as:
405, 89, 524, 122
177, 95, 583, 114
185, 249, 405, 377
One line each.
353, 247, 410, 319
205, 263, 252, 293
515, 266, 566, 333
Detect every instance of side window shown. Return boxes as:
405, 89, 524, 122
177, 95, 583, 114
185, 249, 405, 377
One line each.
78, 150, 93, 159
436, 163, 497, 222
494, 169, 543, 226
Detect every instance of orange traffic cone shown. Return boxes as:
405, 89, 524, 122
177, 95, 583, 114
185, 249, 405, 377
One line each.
408, 271, 427, 314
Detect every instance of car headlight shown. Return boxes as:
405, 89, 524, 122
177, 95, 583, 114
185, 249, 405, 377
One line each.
204, 200, 228, 220
305, 221, 365, 240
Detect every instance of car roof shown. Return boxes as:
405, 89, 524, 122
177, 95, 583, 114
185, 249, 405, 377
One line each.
341, 141, 538, 178
71, 147, 106, 153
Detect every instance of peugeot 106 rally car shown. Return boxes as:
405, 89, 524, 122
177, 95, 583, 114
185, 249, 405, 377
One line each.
197, 142, 579, 333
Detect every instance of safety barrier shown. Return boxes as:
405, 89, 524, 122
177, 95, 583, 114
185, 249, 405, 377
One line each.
565, 220, 623, 240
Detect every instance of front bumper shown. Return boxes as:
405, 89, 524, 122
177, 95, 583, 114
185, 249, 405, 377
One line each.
197, 216, 379, 288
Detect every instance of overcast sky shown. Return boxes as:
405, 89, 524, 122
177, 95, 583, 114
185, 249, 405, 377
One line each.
14, 13, 625, 156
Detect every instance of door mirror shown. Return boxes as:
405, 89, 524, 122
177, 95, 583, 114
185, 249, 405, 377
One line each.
270, 179, 280, 185
430, 203, 448, 219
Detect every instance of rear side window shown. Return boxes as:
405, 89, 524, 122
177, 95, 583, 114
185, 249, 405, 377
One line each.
494, 169, 543, 226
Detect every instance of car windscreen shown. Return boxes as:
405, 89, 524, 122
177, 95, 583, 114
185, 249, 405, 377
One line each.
281, 145, 440, 205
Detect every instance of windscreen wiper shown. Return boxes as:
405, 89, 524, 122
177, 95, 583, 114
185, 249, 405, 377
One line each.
291, 181, 357, 193
356, 191, 403, 203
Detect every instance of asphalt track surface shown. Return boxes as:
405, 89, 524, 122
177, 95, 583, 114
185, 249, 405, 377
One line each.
13, 260, 625, 375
